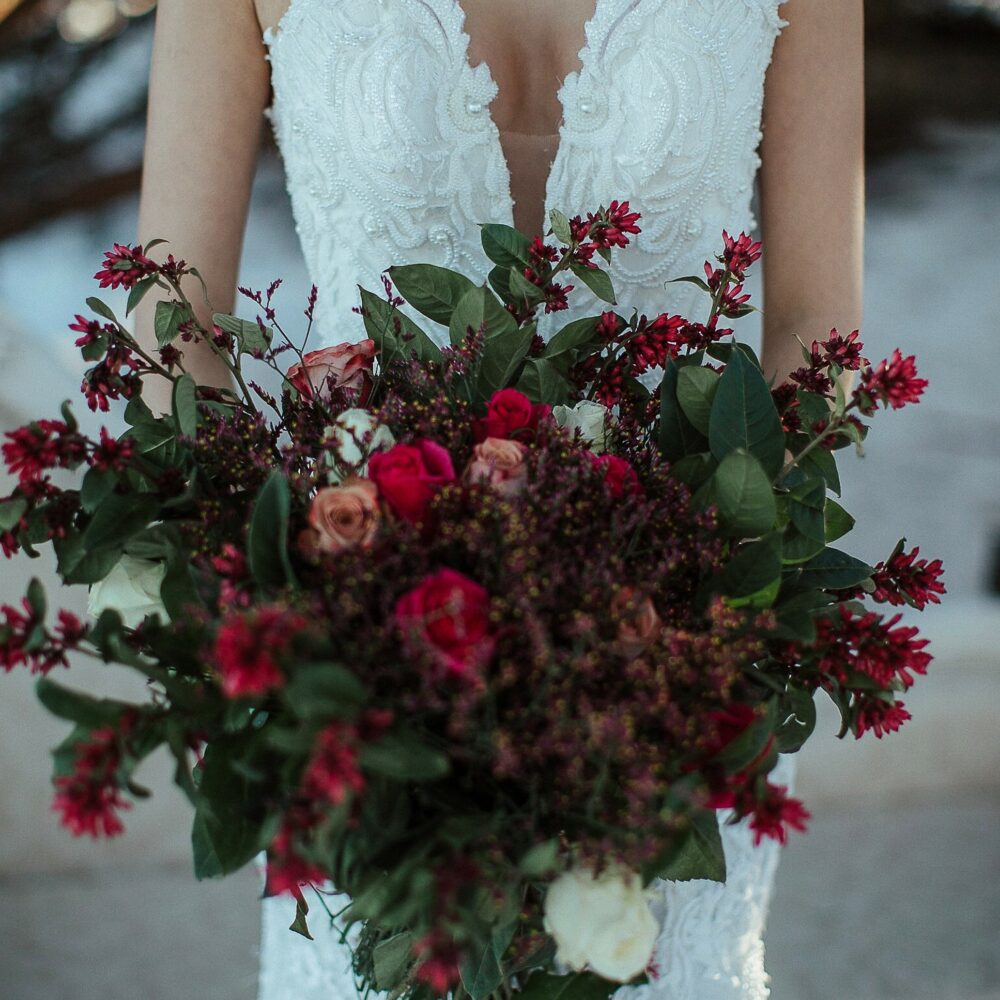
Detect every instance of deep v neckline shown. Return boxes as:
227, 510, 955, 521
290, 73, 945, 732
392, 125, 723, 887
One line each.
449, 0, 608, 237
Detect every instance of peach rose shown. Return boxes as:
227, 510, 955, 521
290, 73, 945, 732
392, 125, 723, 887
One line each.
463, 437, 528, 497
302, 477, 379, 556
286, 340, 376, 402
611, 586, 661, 658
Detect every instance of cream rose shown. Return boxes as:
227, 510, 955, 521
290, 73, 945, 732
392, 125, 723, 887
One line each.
552, 400, 615, 452
543, 864, 658, 982
302, 477, 380, 556
87, 555, 168, 630
324, 408, 396, 481
463, 437, 528, 497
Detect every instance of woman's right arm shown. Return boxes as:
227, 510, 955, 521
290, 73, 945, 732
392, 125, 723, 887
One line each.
134, 0, 271, 411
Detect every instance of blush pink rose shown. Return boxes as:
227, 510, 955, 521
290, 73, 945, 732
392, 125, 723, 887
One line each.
611, 586, 661, 658
463, 437, 528, 497
301, 477, 380, 556
286, 340, 376, 402
395, 568, 495, 680
367, 439, 456, 524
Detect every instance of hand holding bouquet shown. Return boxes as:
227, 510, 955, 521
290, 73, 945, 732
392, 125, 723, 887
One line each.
0, 202, 944, 1000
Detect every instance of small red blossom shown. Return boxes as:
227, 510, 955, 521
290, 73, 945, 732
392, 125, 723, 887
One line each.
412, 929, 463, 996
2, 420, 86, 484
94, 242, 159, 290
0, 597, 80, 674
264, 812, 328, 897
869, 545, 946, 611
854, 695, 912, 739
51, 713, 137, 838
90, 427, 135, 473
587, 199, 642, 248
790, 366, 833, 396
212, 605, 308, 698
858, 349, 928, 412
69, 314, 105, 349
745, 781, 810, 846
596, 310, 623, 342
300, 722, 366, 807
720, 230, 762, 279
817, 329, 867, 371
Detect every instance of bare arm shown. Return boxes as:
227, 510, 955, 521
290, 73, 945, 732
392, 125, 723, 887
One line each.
758, 0, 865, 385
134, 0, 271, 411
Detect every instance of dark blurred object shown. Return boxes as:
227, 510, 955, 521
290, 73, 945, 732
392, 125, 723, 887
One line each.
0, 0, 999, 240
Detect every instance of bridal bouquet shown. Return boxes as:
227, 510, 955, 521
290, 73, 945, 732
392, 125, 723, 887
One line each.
1, 202, 943, 1000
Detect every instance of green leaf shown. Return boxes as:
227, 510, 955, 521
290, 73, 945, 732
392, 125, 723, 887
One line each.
712, 450, 778, 537
36, 677, 132, 728
172, 374, 199, 438
715, 699, 777, 772
798, 445, 841, 496
290, 893, 313, 940
386, 263, 477, 326
159, 557, 201, 618
569, 260, 616, 304
155, 300, 194, 349
797, 547, 874, 590
83, 493, 159, 551
26, 577, 46, 618
656, 810, 727, 883
668, 452, 716, 489
86, 296, 118, 323
80, 467, 118, 514
357, 287, 441, 364
659, 361, 709, 462
771, 589, 834, 643
480, 224, 532, 268
508, 266, 547, 306
460, 937, 504, 1000
782, 477, 828, 563
517, 971, 616, 1000
54, 534, 124, 585
713, 535, 782, 608
516, 358, 570, 405
824, 498, 855, 542
374, 932, 414, 991
247, 472, 297, 589
543, 315, 602, 361
667, 274, 712, 294
213, 312, 273, 357
708, 348, 786, 478
126, 274, 160, 316
284, 662, 367, 719
359, 732, 450, 782
0, 497, 27, 532
478, 325, 536, 397
548, 208, 573, 245
487, 264, 513, 303
676, 366, 720, 435
448, 284, 517, 347
776, 688, 817, 753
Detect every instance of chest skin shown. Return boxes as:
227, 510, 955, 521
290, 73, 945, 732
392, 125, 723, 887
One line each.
255, 0, 598, 137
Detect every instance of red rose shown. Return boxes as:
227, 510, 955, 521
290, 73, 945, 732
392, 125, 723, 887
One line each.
589, 453, 641, 498
474, 388, 552, 442
395, 569, 495, 680
701, 704, 776, 810
367, 439, 456, 524
286, 340, 376, 403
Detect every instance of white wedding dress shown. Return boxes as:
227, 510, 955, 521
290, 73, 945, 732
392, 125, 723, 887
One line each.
257, 1, 795, 997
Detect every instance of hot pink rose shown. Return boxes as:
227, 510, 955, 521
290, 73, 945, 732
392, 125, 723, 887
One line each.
474, 388, 552, 443
463, 437, 528, 497
590, 453, 641, 499
395, 568, 495, 680
286, 340, 376, 402
610, 585, 661, 658
367, 439, 456, 524
301, 477, 380, 556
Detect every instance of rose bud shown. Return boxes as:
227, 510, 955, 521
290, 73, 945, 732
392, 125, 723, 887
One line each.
305, 477, 380, 555
463, 437, 528, 497
286, 340, 376, 403
611, 585, 661, 658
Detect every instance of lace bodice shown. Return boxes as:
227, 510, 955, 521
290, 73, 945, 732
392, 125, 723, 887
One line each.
259, 1, 792, 997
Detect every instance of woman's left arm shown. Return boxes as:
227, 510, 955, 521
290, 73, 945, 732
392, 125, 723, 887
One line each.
758, 0, 865, 385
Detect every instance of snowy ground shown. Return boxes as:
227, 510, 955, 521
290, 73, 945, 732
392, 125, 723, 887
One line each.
1, 122, 998, 998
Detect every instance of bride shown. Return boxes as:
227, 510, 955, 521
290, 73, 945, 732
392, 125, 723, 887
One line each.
136, 1, 863, 997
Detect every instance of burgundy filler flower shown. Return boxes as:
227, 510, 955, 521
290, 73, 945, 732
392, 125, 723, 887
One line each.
94, 242, 159, 290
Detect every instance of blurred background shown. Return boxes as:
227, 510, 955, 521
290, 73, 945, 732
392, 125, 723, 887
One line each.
1, 1, 999, 998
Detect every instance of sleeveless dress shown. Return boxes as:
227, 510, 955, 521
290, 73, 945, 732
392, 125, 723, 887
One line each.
258, 1, 795, 997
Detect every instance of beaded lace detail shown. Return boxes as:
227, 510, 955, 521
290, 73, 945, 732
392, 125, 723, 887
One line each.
259, 2, 792, 996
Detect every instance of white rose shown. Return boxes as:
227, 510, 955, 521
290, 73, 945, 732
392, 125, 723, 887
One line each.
552, 400, 615, 453
543, 864, 658, 983
323, 408, 395, 481
87, 555, 169, 630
